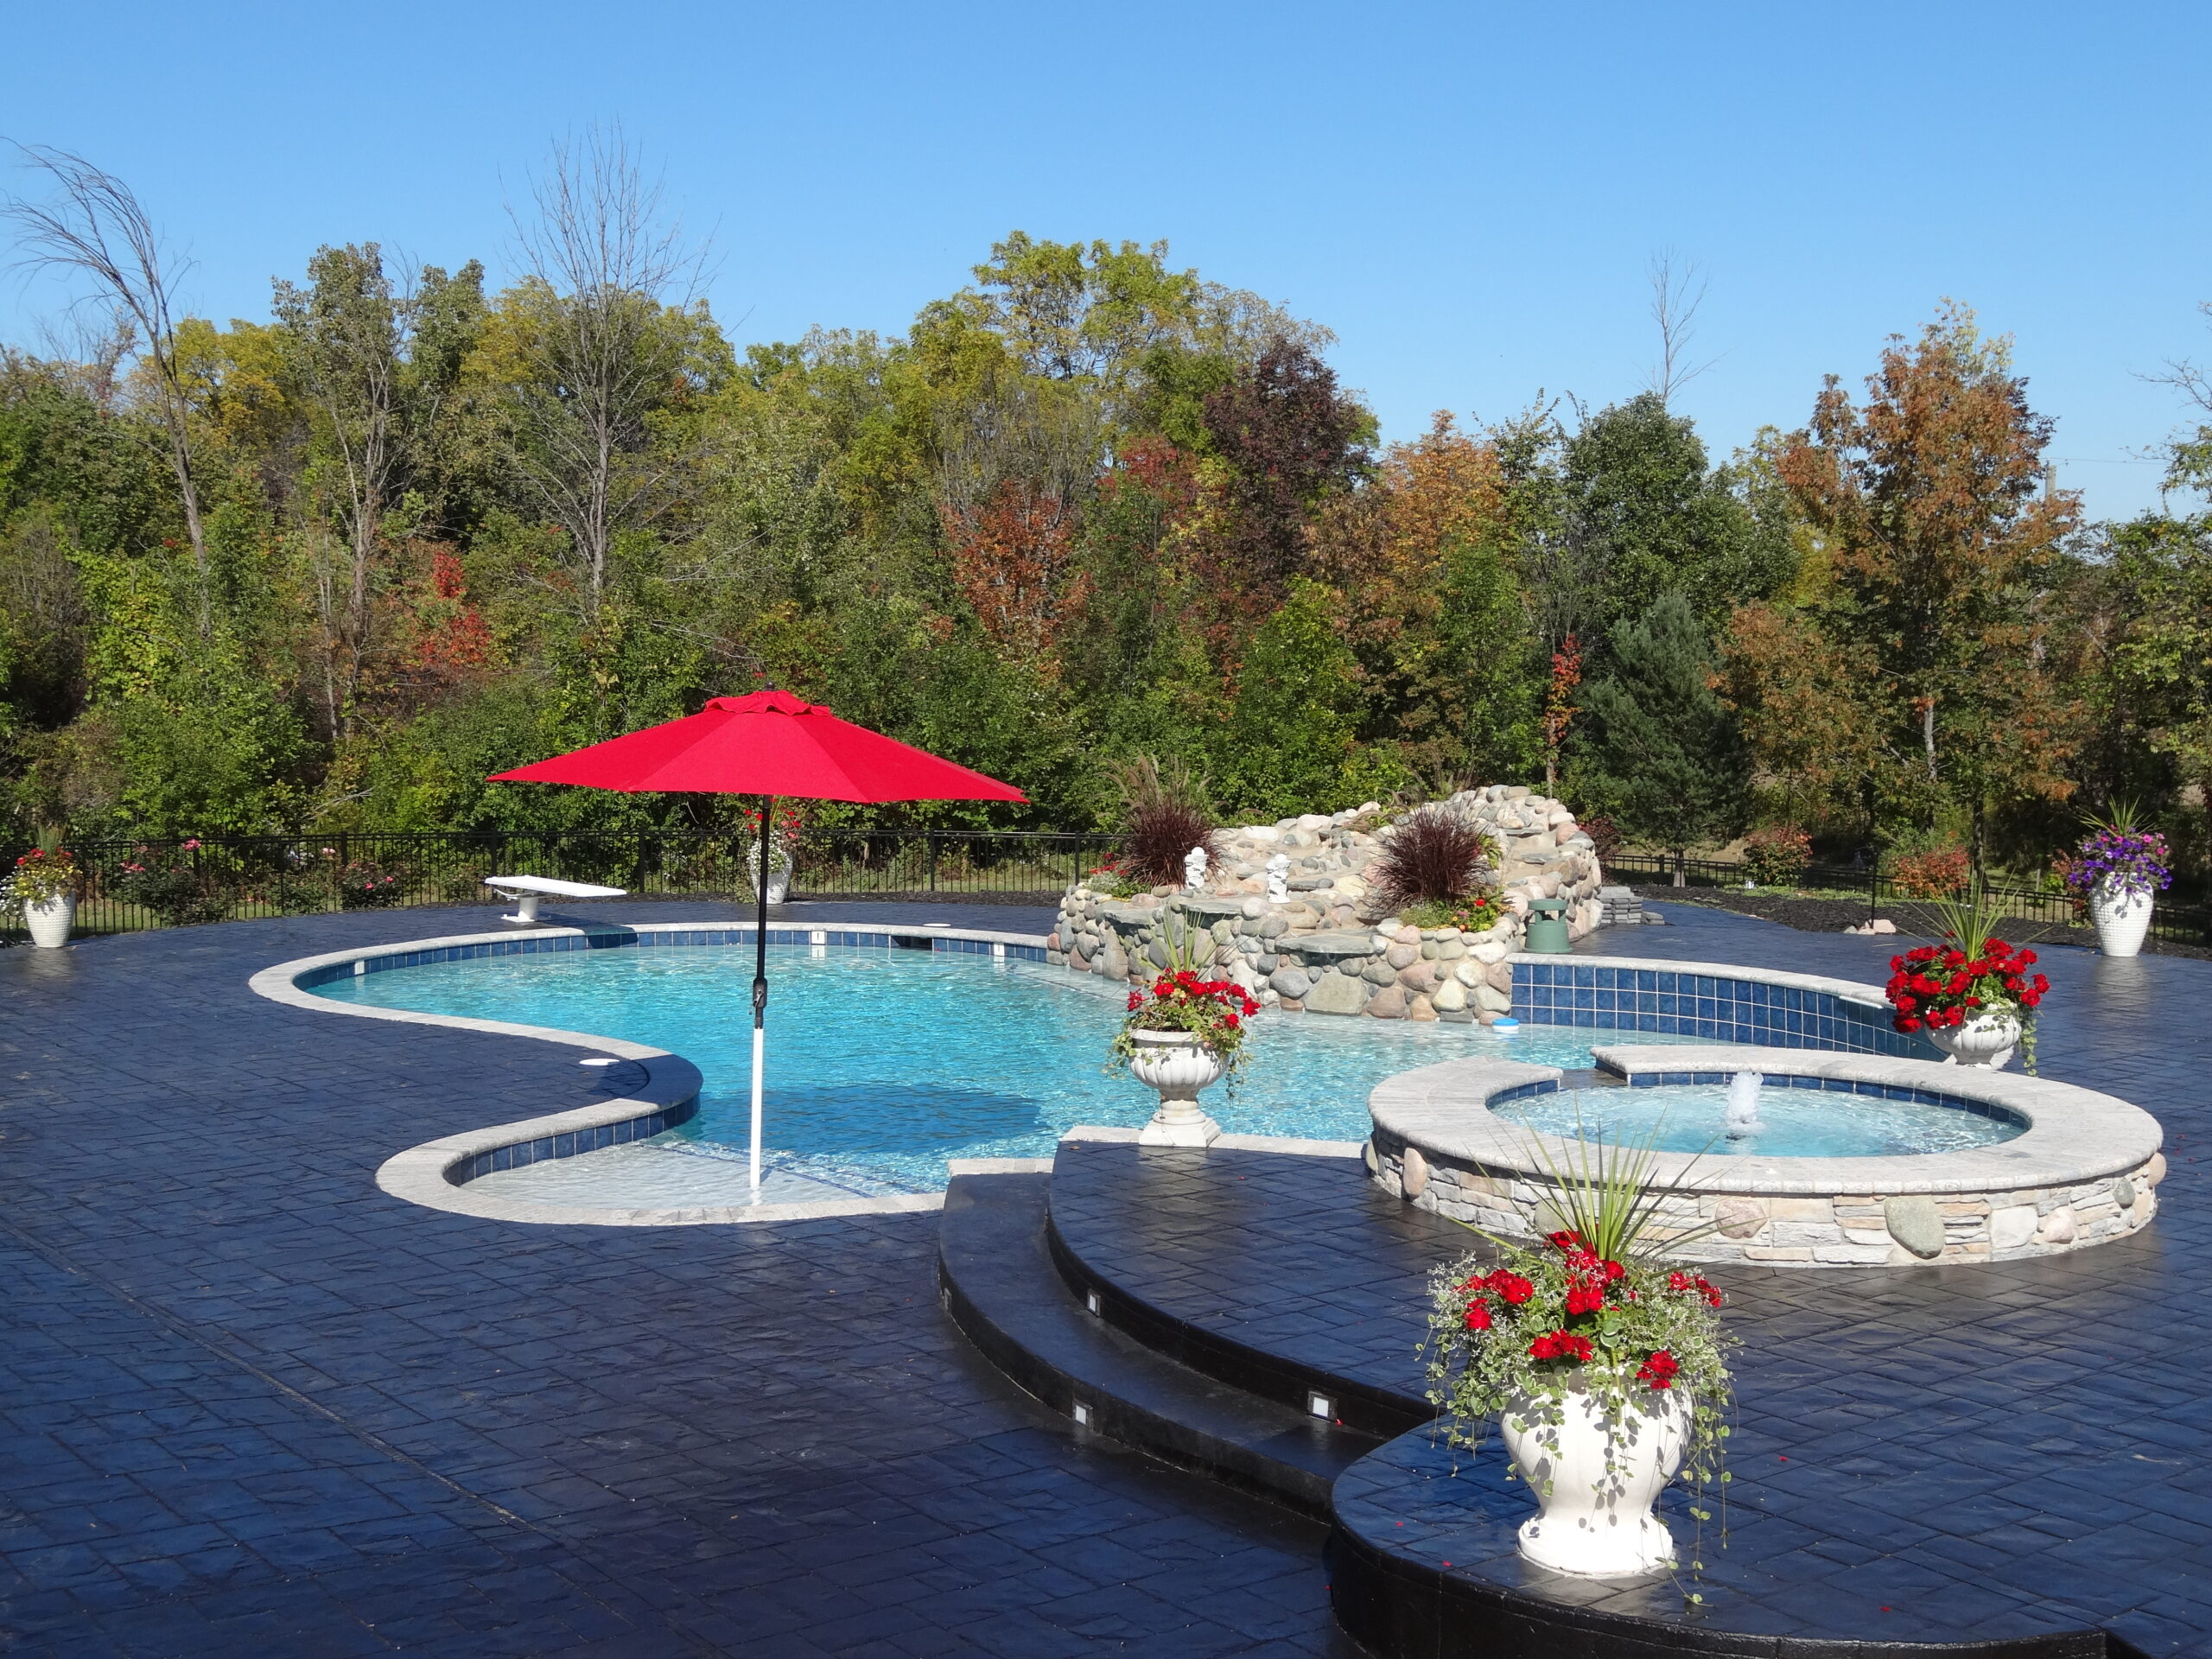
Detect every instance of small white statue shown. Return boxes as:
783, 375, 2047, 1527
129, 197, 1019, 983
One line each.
1184, 845, 1210, 891
1265, 853, 1290, 902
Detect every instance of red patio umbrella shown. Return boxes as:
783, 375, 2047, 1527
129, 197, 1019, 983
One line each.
490, 689, 1027, 1199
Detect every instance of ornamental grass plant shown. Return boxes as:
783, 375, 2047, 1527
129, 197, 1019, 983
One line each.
1112, 756, 1222, 887
1372, 804, 1498, 911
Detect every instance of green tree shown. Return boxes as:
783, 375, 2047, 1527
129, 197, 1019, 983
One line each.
492, 130, 728, 621
1574, 592, 1750, 876
1560, 391, 1793, 653
1436, 537, 1541, 785
1214, 579, 1402, 818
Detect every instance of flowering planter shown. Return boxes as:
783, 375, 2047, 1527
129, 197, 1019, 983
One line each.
1927, 1010, 2021, 1071
1128, 1027, 1224, 1147
24, 892, 75, 949
2089, 880, 2153, 959
1501, 1383, 1688, 1576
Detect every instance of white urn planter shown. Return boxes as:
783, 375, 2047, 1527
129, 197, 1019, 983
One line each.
2089, 880, 2154, 959
747, 846, 793, 906
1927, 1009, 2021, 1071
1501, 1384, 1688, 1576
24, 892, 76, 949
1128, 1027, 1224, 1147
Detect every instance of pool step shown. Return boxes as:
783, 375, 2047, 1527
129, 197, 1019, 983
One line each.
937, 1172, 1382, 1518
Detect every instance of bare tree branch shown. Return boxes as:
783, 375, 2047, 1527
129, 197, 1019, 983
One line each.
1645, 250, 1719, 407
4, 143, 212, 632
275, 244, 409, 741
500, 126, 711, 621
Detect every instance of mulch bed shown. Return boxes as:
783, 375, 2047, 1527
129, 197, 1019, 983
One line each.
1628, 883, 2212, 963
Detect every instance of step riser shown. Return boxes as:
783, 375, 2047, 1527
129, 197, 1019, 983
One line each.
1330, 1522, 2129, 1659
938, 1240, 1339, 1517
1044, 1212, 1433, 1440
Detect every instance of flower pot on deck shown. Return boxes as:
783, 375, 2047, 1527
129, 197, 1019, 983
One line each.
24, 892, 75, 949
2089, 879, 2153, 959
1501, 1382, 1688, 1576
1128, 1027, 1224, 1148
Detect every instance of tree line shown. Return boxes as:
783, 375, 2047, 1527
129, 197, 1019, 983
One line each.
2, 136, 2207, 886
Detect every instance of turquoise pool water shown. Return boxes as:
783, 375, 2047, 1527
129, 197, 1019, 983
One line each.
1494, 1083, 2022, 1158
315, 943, 1704, 1204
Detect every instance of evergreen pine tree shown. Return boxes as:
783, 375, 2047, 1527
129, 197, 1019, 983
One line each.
1574, 592, 1750, 881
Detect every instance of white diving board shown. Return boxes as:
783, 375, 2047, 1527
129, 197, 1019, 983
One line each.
483, 874, 628, 924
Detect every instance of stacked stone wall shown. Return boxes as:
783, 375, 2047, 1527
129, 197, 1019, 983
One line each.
1046, 785, 1603, 1023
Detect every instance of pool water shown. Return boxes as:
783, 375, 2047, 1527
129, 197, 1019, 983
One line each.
1494, 1083, 2023, 1158
315, 944, 1702, 1204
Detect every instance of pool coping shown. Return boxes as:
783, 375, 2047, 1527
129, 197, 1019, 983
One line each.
248, 920, 1363, 1228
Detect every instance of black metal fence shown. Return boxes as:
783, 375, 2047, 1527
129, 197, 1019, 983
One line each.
2, 829, 1118, 942
1604, 850, 2212, 949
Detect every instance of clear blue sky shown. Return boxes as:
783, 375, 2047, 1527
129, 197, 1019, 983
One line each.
6, 0, 2206, 521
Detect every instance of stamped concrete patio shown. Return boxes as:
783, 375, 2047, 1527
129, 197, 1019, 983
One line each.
0, 897, 2203, 1656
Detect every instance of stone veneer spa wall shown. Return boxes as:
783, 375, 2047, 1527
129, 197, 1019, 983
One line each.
1365, 1046, 2164, 1267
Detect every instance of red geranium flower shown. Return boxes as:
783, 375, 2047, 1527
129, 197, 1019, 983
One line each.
1529, 1330, 1594, 1363
1464, 1301, 1493, 1332
1487, 1270, 1535, 1306
1636, 1349, 1681, 1389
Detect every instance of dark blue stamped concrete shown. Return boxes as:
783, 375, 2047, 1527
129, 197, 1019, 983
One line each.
1051, 902, 2212, 1656
0, 901, 1357, 1657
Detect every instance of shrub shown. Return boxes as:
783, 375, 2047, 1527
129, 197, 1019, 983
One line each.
1371, 804, 1497, 909
116, 842, 229, 926
1741, 824, 1812, 887
1080, 855, 1145, 899
336, 860, 408, 909
1578, 815, 1623, 860
1111, 756, 1222, 887
1889, 845, 1970, 899
1398, 893, 1507, 933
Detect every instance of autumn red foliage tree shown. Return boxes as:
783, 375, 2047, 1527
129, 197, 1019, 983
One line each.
1726, 305, 2081, 862
939, 480, 1084, 670
1198, 340, 1370, 607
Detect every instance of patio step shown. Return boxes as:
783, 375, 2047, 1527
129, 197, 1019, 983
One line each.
937, 1171, 1381, 1518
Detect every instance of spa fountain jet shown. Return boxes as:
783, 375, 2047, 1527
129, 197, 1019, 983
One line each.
1724, 1070, 1766, 1140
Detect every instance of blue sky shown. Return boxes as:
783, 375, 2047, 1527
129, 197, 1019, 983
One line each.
5, 0, 2206, 520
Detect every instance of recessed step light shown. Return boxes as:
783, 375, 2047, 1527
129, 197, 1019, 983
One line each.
1084, 1291, 1101, 1315
1307, 1392, 1333, 1421
1071, 1402, 1092, 1427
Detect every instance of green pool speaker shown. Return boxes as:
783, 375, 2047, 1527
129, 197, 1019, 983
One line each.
1524, 896, 1572, 954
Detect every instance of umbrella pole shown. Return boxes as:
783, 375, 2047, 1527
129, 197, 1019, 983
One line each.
750, 791, 771, 1200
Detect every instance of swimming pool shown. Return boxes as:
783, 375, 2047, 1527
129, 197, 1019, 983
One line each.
315, 944, 1703, 1205
1493, 1081, 2024, 1158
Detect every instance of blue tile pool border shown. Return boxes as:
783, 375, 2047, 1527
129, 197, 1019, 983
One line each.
1510, 958, 1929, 1058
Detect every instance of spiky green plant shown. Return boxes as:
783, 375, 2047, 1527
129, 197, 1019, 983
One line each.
1514, 1110, 1723, 1264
